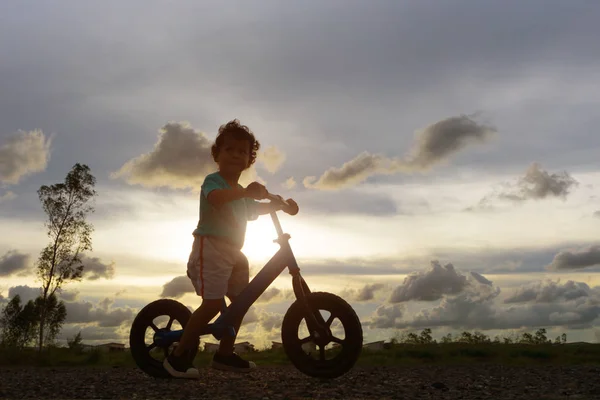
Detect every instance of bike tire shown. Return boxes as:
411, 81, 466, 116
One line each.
281, 291, 363, 379
129, 299, 197, 378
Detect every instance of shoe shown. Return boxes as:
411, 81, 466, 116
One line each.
211, 352, 256, 373
163, 349, 200, 379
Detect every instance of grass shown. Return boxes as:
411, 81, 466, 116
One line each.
2, 343, 600, 368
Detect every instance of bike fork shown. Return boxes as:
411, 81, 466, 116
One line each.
292, 274, 329, 339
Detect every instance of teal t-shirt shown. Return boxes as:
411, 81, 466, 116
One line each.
192, 172, 259, 249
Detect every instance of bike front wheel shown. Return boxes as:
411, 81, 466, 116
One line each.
281, 291, 363, 379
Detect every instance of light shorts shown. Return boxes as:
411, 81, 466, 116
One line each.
186, 235, 249, 300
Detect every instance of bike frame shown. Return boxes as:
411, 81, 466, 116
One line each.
155, 206, 328, 346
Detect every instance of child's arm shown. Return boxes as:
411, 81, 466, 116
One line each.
206, 187, 247, 209
255, 202, 282, 215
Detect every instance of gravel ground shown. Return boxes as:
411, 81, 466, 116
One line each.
1, 364, 599, 399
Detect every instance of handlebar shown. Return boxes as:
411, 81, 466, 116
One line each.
265, 192, 290, 207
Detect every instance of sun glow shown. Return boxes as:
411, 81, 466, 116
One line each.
242, 215, 281, 262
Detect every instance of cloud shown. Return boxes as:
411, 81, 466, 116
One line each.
256, 287, 280, 303
257, 309, 283, 333
545, 245, 600, 270
389, 261, 470, 303
57, 324, 129, 344
594, 211, 600, 218
258, 146, 286, 174
58, 289, 80, 302
64, 297, 136, 327
367, 271, 600, 331
0, 191, 16, 203
283, 177, 296, 189
369, 304, 404, 329
402, 113, 495, 170
342, 283, 386, 302
241, 306, 259, 326
0, 250, 31, 277
499, 163, 578, 202
0, 130, 52, 185
79, 255, 115, 280
112, 122, 214, 189
254, 287, 294, 304
8, 285, 41, 303
471, 163, 579, 210
303, 114, 495, 190
112, 122, 260, 189
303, 152, 394, 190
504, 280, 592, 304
406, 286, 600, 331
160, 275, 195, 298
470, 271, 493, 286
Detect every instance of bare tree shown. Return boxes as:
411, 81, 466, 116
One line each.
35, 163, 97, 352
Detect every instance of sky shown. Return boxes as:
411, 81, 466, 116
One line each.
1, 0, 600, 349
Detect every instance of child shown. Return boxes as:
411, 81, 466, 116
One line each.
164, 119, 299, 379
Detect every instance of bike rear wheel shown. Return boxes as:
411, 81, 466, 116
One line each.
129, 299, 198, 378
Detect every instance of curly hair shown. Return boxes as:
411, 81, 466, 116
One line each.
211, 119, 260, 168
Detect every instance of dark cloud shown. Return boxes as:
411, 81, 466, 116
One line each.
545, 245, 600, 270
594, 211, 600, 218
369, 304, 404, 329
58, 289, 80, 302
80, 255, 115, 280
367, 273, 600, 331
160, 275, 195, 299
470, 163, 579, 210
402, 114, 496, 170
341, 283, 387, 302
389, 261, 471, 303
0, 250, 31, 277
499, 163, 578, 202
355, 283, 386, 302
404, 290, 600, 331
470, 271, 493, 286
111, 121, 278, 190
0, 130, 52, 185
504, 280, 592, 304
3, 285, 136, 327
64, 297, 136, 327
304, 115, 495, 190
111, 122, 217, 190
8, 285, 41, 303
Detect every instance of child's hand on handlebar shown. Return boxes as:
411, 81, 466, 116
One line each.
245, 182, 268, 200
282, 198, 299, 215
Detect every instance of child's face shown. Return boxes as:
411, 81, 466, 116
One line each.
216, 136, 251, 175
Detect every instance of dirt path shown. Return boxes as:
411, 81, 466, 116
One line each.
1, 364, 599, 399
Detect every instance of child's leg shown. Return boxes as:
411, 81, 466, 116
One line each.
173, 298, 221, 357
216, 295, 241, 355
217, 252, 250, 355
169, 236, 234, 357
